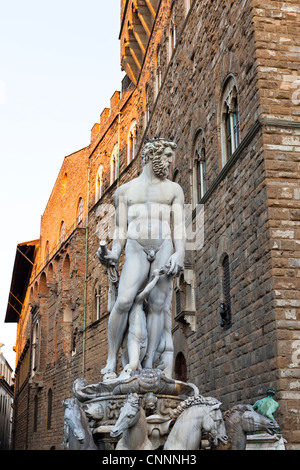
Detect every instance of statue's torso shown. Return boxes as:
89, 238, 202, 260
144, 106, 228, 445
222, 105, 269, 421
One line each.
122, 177, 178, 248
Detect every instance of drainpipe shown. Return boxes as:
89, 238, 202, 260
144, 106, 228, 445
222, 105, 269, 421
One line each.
82, 168, 90, 378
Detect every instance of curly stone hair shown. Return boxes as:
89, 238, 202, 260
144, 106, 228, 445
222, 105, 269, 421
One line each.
141, 138, 177, 165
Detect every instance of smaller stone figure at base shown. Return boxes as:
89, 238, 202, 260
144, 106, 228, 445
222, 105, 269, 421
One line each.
121, 268, 166, 379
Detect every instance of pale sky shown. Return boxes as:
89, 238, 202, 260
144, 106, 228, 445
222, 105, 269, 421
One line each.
0, 0, 125, 370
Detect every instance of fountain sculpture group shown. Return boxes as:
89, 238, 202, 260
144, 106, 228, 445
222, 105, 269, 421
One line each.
62, 139, 284, 451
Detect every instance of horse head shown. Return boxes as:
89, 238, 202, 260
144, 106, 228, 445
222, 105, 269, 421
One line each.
202, 402, 228, 447
62, 398, 97, 450
242, 406, 280, 435
222, 404, 280, 450
110, 393, 140, 438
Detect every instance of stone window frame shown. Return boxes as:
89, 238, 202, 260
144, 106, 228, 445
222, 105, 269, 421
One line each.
110, 144, 119, 185
155, 45, 162, 99
31, 309, 40, 377
220, 75, 241, 167
168, 3, 177, 61
96, 163, 104, 202
192, 130, 207, 208
144, 83, 150, 129
127, 119, 138, 165
76, 197, 84, 226
60, 221, 65, 245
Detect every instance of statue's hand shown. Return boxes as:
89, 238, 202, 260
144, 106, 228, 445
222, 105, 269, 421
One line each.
166, 253, 184, 277
96, 247, 118, 266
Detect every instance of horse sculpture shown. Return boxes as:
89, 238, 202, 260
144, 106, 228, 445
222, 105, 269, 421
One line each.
219, 404, 280, 450
62, 398, 97, 450
164, 396, 228, 450
110, 393, 154, 450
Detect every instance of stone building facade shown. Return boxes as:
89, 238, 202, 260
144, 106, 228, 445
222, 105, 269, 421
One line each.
5, 0, 300, 450
0, 348, 14, 450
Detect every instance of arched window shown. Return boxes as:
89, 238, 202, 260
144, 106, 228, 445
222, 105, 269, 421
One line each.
110, 144, 119, 185
174, 352, 187, 382
47, 389, 52, 430
62, 254, 70, 277
155, 45, 162, 98
32, 320, 39, 374
144, 84, 150, 129
221, 77, 240, 166
63, 303, 72, 323
127, 121, 137, 164
96, 164, 104, 201
192, 132, 207, 207
76, 197, 84, 226
60, 221, 65, 245
168, 5, 176, 60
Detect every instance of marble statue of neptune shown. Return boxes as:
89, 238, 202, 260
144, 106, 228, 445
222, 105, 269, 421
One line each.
97, 138, 186, 380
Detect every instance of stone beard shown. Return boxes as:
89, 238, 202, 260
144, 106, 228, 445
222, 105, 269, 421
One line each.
142, 138, 178, 179
152, 152, 170, 178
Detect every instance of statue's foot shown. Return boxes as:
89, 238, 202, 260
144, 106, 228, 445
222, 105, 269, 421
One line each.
118, 366, 133, 381
101, 366, 118, 382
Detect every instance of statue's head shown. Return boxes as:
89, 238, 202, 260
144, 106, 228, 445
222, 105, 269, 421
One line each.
141, 138, 177, 178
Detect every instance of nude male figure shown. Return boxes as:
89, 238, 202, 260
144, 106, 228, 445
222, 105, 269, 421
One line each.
97, 138, 186, 380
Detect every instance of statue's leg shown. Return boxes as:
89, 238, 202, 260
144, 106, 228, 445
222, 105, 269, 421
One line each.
155, 285, 174, 378
121, 305, 147, 376
143, 241, 174, 371
102, 241, 150, 376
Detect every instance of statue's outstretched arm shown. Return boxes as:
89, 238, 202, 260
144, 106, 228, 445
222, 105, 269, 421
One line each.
135, 268, 166, 304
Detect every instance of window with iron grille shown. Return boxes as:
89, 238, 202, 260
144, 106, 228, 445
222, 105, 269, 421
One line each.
221, 254, 231, 328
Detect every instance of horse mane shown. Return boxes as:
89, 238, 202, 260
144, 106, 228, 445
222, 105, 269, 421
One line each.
223, 404, 253, 421
170, 395, 221, 421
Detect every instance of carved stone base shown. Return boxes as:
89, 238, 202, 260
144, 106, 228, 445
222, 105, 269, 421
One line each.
86, 393, 183, 450
67, 369, 199, 450
246, 433, 286, 450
